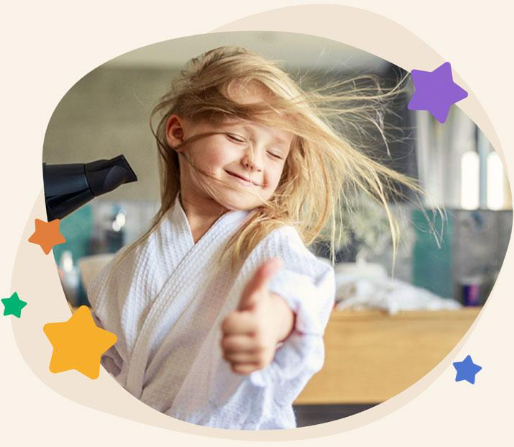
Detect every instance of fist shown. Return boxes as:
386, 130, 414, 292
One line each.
220, 258, 287, 375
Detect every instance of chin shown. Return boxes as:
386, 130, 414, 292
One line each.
215, 190, 265, 212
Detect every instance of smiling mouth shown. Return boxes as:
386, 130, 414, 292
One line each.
225, 170, 261, 187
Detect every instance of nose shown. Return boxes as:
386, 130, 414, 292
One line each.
241, 147, 263, 172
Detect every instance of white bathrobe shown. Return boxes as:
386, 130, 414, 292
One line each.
88, 198, 335, 430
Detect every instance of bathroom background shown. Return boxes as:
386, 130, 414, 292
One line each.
43, 32, 512, 427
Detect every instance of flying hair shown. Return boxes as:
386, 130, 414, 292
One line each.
113, 45, 443, 273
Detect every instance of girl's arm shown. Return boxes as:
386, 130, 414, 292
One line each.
220, 258, 296, 375
211, 227, 335, 418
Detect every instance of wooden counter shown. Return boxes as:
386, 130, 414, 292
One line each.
295, 307, 481, 404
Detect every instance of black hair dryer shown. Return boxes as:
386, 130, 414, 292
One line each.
43, 154, 138, 221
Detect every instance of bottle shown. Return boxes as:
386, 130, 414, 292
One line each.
458, 275, 483, 307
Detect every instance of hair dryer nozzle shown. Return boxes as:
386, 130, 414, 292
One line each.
44, 154, 138, 221
85, 155, 138, 197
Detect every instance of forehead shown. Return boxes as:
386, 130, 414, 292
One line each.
226, 80, 273, 104
223, 81, 293, 146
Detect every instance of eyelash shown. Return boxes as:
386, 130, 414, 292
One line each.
226, 133, 283, 160
226, 134, 246, 144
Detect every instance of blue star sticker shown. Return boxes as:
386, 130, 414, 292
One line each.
408, 62, 468, 123
453, 355, 482, 384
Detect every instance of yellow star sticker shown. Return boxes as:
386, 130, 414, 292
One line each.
43, 306, 117, 379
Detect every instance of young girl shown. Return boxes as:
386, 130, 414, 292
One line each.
88, 46, 419, 430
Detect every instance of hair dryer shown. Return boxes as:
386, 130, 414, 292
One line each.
43, 154, 138, 221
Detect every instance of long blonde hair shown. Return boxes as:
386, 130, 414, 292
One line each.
120, 45, 427, 271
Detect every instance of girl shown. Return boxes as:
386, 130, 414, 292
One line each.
88, 46, 420, 430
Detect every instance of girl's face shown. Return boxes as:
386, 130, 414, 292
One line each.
166, 114, 293, 212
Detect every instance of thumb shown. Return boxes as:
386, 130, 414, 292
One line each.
238, 258, 283, 311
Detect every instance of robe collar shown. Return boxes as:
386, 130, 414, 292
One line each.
170, 193, 253, 246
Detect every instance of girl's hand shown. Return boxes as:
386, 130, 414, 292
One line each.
220, 258, 296, 375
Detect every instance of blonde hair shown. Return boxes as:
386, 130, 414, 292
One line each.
119, 45, 429, 271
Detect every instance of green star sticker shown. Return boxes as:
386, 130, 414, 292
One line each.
2, 292, 27, 318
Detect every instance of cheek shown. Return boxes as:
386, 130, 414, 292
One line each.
191, 141, 233, 170
203, 139, 238, 167
265, 165, 285, 190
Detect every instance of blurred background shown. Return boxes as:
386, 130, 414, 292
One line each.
43, 32, 512, 427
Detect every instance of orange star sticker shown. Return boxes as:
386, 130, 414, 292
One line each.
28, 218, 66, 254
43, 306, 117, 379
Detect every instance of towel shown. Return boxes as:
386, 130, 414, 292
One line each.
334, 262, 461, 314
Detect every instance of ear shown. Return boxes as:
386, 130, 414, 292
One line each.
165, 114, 187, 152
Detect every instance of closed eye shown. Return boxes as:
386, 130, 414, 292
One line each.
226, 133, 246, 144
268, 151, 283, 160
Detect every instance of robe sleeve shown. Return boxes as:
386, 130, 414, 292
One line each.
87, 256, 127, 379
91, 309, 124, 378
245, 227, 336, 406
206, 227, 335, 425
268, 261, 334, 336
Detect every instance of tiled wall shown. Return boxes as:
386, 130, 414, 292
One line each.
367, 205, 512, 303
451, 209, 512, 302
90, 199, 160, 250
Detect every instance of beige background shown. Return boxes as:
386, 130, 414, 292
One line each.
1, 0, 513, 445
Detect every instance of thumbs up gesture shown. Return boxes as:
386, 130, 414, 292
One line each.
220, 258, 296, 375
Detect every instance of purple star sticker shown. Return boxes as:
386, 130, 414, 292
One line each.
408, 62, 468, 123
